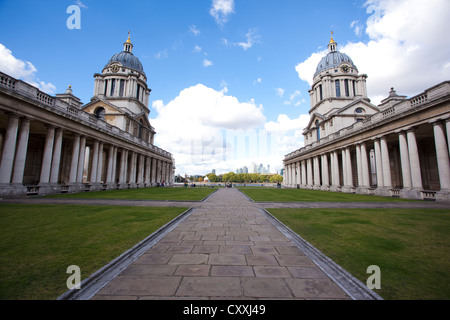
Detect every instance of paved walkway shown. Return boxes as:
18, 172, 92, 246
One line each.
90, 188, 351, 300
5, 188, 446, 300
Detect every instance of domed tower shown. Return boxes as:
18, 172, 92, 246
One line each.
303, 33, 378, 146
91, 32, 151, 116
309, 33, 369, 116
83, 33, 155, 144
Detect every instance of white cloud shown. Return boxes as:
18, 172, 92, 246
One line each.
264, 114, 310, 156
203, 59, 213, 67
75, 0, 88, 9
151, 84, 267, 174
223, 29, 261, 51
0, 43, 56, 94
193, 45, 202, 53
275, 88, 285, 98
154, 49, 168, 59
210, 0, 235, 26
189, 25, 201, 36
284, 90, 302, 106
350, 20, 363, 37
295, 0, 450, 105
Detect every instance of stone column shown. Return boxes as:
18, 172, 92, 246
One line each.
129, 152, 137, 187
322, 154, 329, 189
97, 142, 104, 184
291, 163, 296, 187
360, 142, 370, 188
306, 158, 313, 188
398, 132, 412, 189
69, 134, 81, 184
119, 149, 127, 185
151, 157, 157, 185
11, 118, 30, 185
301, 160, 307, 187
313, 156, 320, 188
39, 126, 55, 185
406, 129, 423, 190
77, 136, 86, 184
284, 164, 289, 186
356, 145, 363, 188
329, 152, 335, 187
433, 122, 450, 191
137, 154, 145, 187
295, 162, 300, 186
446, 119, 450, 157
380, 136, 392, 189
344, 147, 353, 190
144, 156, 151, 185
157, 159, 162, 183
50, 129, 63, 184
106, 145, 114, 184
330, 151, 339, 189
0, 114, 19, 184
90, 140, 99, 184
374, 139, 384, 188
339, 149, 346, 188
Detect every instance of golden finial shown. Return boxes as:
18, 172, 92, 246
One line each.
126, 31, 131, 43
330, 31, 336, 44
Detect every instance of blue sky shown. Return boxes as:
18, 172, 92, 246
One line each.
1, 0, 449, 176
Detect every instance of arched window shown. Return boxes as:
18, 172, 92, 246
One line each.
94, 107, 105, 120
315, 120, 320, 141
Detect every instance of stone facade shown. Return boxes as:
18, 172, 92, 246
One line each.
0, 35, 174, 198
284, 37, 450, 202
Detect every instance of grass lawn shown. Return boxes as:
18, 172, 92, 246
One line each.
268, 208, 450, 300
46, 187, 216, 201
0, 204, 188, 300
240, 188, 416, 202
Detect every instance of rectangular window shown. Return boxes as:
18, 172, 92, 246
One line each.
335, 80, 341, 97
110, 79, 116, 96
119, 79, 125, 97
345, 79, 349, 97
103, 80, 108, 96
353, 80, 356, 96
136, 84, 141, 100
319, 85, 323, 101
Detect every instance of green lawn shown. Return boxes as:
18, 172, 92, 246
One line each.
0, 204, 188, 300
268, 208, 450, 300
46, 187, 216, 201
240, 188, 416, 202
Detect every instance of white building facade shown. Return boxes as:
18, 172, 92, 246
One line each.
284, 36, 450, 202
0, 34, 174, 198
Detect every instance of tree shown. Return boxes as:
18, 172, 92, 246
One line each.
198, 177, 203, 182
206, 173, 218, 182
270, 174, 283, 183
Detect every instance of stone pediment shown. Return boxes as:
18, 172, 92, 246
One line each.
82, 99, 126, 115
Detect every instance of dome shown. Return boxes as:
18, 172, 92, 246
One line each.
314, 34, 358, 78
105, 33, 146, 76
106, 51, 145, 75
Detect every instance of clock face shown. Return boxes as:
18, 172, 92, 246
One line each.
111, 65, 120, 73
341, 65, 350, 73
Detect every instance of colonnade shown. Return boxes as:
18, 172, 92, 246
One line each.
0, 113, 174, 197
284, 119, 450, 201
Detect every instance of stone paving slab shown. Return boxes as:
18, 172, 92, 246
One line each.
92, 188, 353, 300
